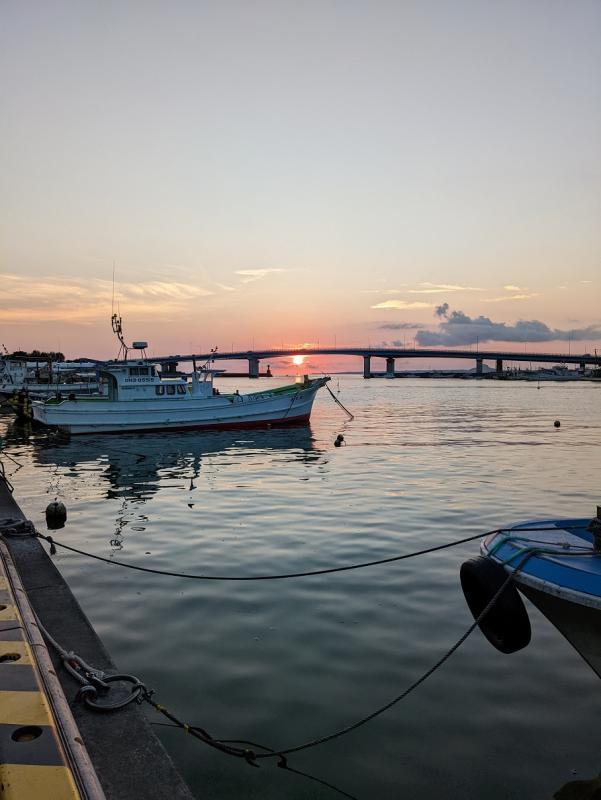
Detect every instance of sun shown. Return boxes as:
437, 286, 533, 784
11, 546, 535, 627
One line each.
292, 355, 305, 366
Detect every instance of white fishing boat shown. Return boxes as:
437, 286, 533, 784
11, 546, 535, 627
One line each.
31, 350, 329, 435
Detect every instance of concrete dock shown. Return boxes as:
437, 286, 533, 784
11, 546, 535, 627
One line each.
0, 478, 194, 799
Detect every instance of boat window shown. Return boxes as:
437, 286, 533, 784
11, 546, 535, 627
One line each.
155, 386, 165, 395
166, 385, 175, 395
177, 385, 186, 395
138, 367, 149, 376
130, 367, 139, 376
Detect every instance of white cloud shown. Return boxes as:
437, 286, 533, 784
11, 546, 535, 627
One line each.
235, 269, 285, 283
407, 283, 484, 294
364, 283, 483, 295
361, 288, 402, 294
371, 300, 433, 310
482, 293, 538, 303
0, 273, 214, 323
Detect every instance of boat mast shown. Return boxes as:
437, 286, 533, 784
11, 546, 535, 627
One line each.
111, 262, 130, 361
111, 314, 129, 361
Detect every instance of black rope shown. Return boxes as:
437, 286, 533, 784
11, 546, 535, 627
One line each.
142, 552, 533, 766
151, 725, 360, 799
254, 552, 534, 760
35, 526, 589, 582
0, 459, 14, 493
36, 531, 486, 580
0, 451, 24, 468
325, 383, 354, 420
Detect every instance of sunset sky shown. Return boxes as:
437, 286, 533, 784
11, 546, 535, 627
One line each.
1, 1, 600, 372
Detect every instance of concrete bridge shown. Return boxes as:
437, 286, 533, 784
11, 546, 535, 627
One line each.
144, 347, 601, 378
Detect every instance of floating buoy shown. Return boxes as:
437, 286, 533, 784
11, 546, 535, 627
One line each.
554, 420, 561, 428
45, 500, 67, 530
334, 434, 344, 447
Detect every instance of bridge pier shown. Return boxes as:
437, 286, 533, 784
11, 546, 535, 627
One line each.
496, 359, 503, 374
248, 356, 260, 378
476, 358, 483, 376
386, 357, 395, 377
363, 355, 372, 379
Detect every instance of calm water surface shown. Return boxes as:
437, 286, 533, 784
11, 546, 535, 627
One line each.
2, 377, 601, 799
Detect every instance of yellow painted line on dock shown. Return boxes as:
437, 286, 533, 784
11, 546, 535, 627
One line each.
0, 640, 32, 665
0, 691, 53, 727
0, 604, 17, 621
0, 541, 105, 799
0, 763, 80, 798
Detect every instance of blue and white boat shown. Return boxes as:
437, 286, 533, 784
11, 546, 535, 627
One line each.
461, 509, 601, 676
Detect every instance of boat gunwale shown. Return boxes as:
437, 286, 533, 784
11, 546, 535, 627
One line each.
482, 518, 601, 608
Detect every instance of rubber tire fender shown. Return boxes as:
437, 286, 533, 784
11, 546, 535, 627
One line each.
460, 556, 531, 654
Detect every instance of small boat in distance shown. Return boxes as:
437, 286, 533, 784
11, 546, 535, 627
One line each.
461, 509, 601, 677
0, 357, 100, 399
30, 342, 329, 435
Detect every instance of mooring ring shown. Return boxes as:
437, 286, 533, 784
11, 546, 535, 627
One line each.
83, 673, 146, 711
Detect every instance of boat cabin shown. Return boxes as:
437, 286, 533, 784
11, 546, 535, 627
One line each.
101, 361, 215, 401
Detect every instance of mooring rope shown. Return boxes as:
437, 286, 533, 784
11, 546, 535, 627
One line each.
325, 382, 354, 420
0, 459, 14, 493
151, 725, 360, 799
28, 529, 571, 794
140, 551, 534, 766
36, 530, 485, 580
35, 526, 589, 582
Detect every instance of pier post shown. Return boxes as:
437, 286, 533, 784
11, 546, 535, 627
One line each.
363, 355, 371, 379
476, 358, 483, 375
496, 359, 503, 374
248, 356, 260, 378
386, 356, 395, 377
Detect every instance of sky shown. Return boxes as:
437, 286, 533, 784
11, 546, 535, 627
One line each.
1, 1, 600, 371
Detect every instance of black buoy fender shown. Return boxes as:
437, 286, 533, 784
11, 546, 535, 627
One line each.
45, 500, 67, 530
460, 556, 531, 654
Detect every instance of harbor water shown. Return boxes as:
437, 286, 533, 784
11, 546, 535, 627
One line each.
2, 377, 601, 799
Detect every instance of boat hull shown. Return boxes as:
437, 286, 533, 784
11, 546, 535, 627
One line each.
517, 583, 601, 678
31, 380, 325, 435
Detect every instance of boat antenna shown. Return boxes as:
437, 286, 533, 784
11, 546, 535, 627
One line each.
111, 260, 116, 317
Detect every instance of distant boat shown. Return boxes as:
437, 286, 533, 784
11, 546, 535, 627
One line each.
0, 357, 100, 398
461, 510, 601, 677
31, 350, 329, 435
